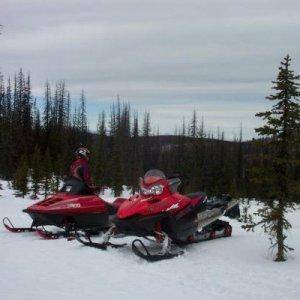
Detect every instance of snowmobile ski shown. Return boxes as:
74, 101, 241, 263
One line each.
2, 217, 35, 233
36, 228, 72, 240
75, 232, 108, 249
75, 230, 126, 250
132, 239, 184, 262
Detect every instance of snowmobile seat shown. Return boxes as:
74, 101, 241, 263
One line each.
205, 195, 231, 209
185, 192, 206, 200
60, 178, 94, 195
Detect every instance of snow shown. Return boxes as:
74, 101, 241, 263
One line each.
0, 180, 299, 300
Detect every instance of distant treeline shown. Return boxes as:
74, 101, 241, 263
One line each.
0, 69, 298, 199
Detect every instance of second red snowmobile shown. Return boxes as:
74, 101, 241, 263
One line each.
3, 179, 125, 239
76, 170, 240, 261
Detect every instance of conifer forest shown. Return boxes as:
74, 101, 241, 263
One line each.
0, 55, 299, 261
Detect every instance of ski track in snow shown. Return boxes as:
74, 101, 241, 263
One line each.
0, 180, 299, 300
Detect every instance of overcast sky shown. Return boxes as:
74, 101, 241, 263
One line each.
1, 0, 300, 139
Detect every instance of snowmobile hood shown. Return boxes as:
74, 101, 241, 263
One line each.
117, 193, 192, 219
24, 193, 108, 215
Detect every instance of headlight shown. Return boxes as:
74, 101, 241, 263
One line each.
141, 184, 164, 195
150, 184, 164, 195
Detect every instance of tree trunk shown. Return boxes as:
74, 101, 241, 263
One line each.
275, 199, 285, 261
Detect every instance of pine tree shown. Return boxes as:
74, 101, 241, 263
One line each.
189, 110, 198, 138
130, 114, 143, 193
186, 111, 204, 192
31, 146, 42, 199
142, 111, 151, 170
171, 118, 188, 193
42, 148, 52, 198
236, 124, 244, 196
245, 55, 300, 261
78, 90, 88, 144
0, 73, 5, 177
92, 111, 107, 187
43, 81, 52, 130
13, 155, 29, 197
110, 138, 124, 196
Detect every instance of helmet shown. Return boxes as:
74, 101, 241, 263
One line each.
75, 147, 90, 158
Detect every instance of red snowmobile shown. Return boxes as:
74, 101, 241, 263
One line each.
3, 179, 125, 239
75, 169, 240, 261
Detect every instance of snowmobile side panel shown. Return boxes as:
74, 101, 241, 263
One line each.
167, 200, 206, 241
168, 213, 199, 241
24, 211, 109, 229
24, 194, 108, 216
115, 213, 169, 236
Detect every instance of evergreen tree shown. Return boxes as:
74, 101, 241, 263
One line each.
245, 55, 300, 261
236, 124, 244, 196
13, 155, 29, 197
142, 111, 151, 170
186, 111, 204, 192
189, 110, 198, 138
130, 114, 143, 193
42, 148, 52, 198
43, 81, 51, 128
92, 111, 107, 188
31, 146, 42, 199
110, 138, 123, 196
78, 90, 88, 144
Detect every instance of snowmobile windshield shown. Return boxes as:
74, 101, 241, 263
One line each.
144, 169, 166, 180
141, 170, 166, 195
143, 169, 166, 186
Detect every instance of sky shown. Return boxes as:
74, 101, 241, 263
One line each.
1, 0, 300, 140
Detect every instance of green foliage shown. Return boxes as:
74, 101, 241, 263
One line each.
12, 155, 29, 197
129, 115, 143, 193
31, 146, 42, 199
42, 148, 53, 198
238, 199, 253, 224
245, 55, 300, 261
110, 139, 123, 196
91, 112, 108, 188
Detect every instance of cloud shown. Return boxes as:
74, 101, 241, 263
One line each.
1, 0, 300, 139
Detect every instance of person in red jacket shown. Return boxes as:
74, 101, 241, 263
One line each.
70, 147, 94, 192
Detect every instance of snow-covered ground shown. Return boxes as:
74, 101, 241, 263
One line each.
0, 180, 299, 300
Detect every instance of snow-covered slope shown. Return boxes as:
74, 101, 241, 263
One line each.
0, 180, 299, 300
